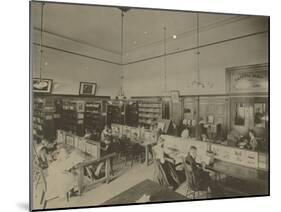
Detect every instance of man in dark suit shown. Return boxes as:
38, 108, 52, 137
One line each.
185, 146, 214, 192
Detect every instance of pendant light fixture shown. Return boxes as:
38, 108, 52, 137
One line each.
116, 7, 130, 100
188, 13, 213, 89
34, 3, 48, 90
162, 26, 170, 101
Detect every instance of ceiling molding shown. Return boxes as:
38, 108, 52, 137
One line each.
124, 15, 251, 53
32, 42, 122, 66
123, 30, 268, 66
32, 29, 267, 67
33, 27, 122, 55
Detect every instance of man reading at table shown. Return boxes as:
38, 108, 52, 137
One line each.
185, 146, 216, 194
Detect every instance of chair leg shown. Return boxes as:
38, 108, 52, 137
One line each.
131, 159, 133, 167
43, 200, 47, 209
40, 190, 45, 205
66, 191, 70, 202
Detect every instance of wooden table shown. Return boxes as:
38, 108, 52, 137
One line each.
130, 140, 156, 166
206, 159, 268, 185
102, 179, 186, 206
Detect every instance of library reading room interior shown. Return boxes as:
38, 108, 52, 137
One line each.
31, 2, 269, 210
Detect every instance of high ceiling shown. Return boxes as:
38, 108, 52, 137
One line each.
31, 2, 244, 55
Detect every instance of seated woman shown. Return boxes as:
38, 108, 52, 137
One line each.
153, 136, 180, 190
185, 146, 218, 194
35, 138, 49, 169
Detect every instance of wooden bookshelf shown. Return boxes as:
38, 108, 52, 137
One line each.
125, 101, 138, 127
84, 100, 105, 138
33, 97, 56, 141
106, 101, 125, 125
138, 101, 162, 129
60, 100, 85, 136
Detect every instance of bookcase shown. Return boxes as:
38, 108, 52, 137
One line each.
106, 101, 125, 125
125, 101, 138, 127
84, 100, 105, 137
60, 100, 85, 136
33, 96, 56, 141
138, 100, 162, 129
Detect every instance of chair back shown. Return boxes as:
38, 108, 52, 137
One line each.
182, 157, 198, 191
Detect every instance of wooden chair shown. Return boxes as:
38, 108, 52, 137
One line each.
182, 158, 210, 199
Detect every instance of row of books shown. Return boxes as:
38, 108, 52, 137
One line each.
138, 103, 162, 108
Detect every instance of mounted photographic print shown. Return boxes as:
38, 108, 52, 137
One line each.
33, 78, 53, 93
79, 82, 97, 96
30, 1, 269, 211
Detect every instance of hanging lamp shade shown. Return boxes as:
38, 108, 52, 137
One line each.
115, 7, 130, 100
162, 26, 170, 101
34, 2, 48, 90
187, 13, 213, 89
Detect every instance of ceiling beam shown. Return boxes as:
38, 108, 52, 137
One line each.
32, 42, 122, 66
123, 30, 268, 65
33, 27, 121, 55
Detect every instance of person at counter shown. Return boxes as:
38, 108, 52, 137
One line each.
101, 124, 112, 142
181, 126, 190, 139
84, 128, 93, 139
179, 119, 188, 135
185, 146, 217, 194
167, 121, 179, 137
153, 136, 180, 190
236, 129, 258, 151
93, 125, 115, 179
247, 129, 258, 151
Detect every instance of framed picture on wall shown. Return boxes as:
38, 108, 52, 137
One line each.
32, 78, 53, 93
79, 82, 97, 96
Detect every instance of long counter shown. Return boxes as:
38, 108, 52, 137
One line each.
161, 135, 268, 171
57, 129, 101, 160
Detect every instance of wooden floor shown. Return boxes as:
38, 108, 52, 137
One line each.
46, 162, 156, 209
44, 159, 267, 210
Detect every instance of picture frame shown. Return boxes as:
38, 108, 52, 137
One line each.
32, 78, 53, 93
79, 82, 97, 96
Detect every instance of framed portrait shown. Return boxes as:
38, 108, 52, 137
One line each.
79, 82, 97, 96
32, 78, 53, 93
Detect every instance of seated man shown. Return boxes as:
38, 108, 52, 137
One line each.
93, 134, 114, 178
185, 146, 216, 193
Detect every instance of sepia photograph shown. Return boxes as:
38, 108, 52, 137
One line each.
30, 1, 269, 211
